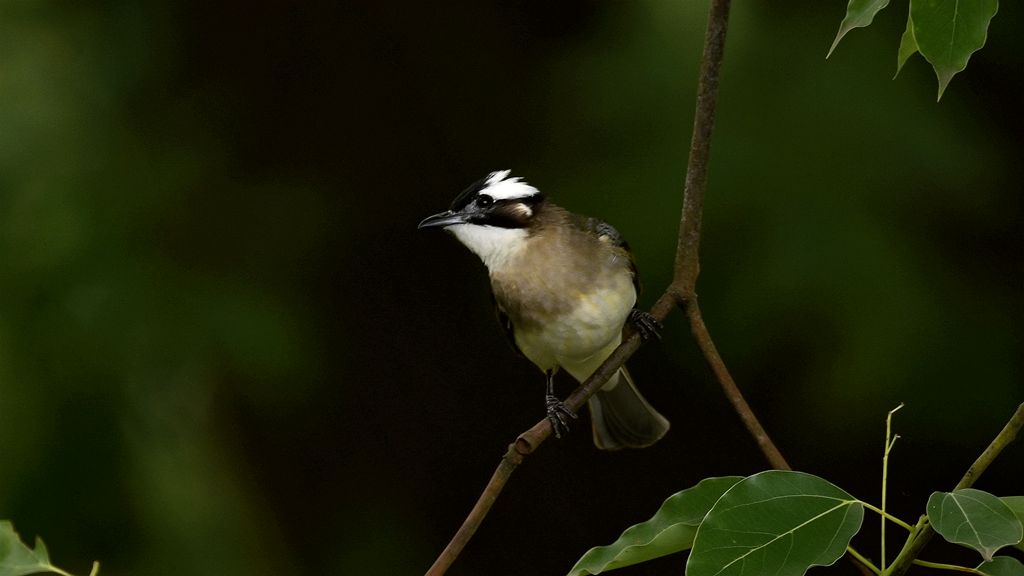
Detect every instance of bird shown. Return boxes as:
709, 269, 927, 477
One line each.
417, 170, 670, 450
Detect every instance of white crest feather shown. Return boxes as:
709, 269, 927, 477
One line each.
481, 170, 540, 201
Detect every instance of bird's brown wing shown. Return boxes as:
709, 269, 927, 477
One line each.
572, 214, 642, 295
492, 295, 524, 357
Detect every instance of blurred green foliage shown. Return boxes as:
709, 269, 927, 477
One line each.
1, 1, 1020, 575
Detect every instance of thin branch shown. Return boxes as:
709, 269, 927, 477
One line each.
663, 0, 790, 472
684, 298, 790, 470
673, 0, 730, 293
424, 292, 676, 576
424, 452, 522, 576
911, 559, 984, 575
882, 403, 904, 572
859, 501, 915, 532
953, 401, 1024, 490
847, 546, 881, 575
887, 402, 1024, 576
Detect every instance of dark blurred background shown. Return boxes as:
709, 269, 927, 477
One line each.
1, 1, 1021, 575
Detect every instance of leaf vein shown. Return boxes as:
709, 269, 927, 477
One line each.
708, 500, 856, 576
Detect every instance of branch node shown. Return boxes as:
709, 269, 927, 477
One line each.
505, 443, 525, 465
667, 285, 690, 308
512, 437, 533, 457
514, 421, 553, 456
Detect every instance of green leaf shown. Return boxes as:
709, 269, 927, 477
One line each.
927, 489, 1023, 561
828, 0, 892, 58
977, 556, 1024, 576
1000, 497, 1024, 552
895, 10, 919, 77
0, 522, 98, 576
686, 471, 864, 576
567, 476, 743, 576
910, 0, 999, 100
1, 522, 60, 576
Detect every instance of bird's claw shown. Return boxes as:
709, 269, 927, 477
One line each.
629, 308, 662, 340
545, 393, 577, 438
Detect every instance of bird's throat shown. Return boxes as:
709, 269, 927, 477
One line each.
448, 223, 529, 273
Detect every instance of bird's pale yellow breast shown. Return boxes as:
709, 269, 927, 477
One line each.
490, 208, 636, 368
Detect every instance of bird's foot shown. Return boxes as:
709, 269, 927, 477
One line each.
545, 393, 577, 438
629, 308, 662, 340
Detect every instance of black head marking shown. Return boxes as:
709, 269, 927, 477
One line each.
445, 171, 548, 228
449, 174, 492, 212
478, 202, 538, 228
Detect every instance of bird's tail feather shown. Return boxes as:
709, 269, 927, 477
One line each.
587, 366, 669, 450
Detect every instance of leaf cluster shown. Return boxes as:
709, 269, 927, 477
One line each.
570, 473, 1023, 576
828, 0, 999, 100
569, 408, 1024, 576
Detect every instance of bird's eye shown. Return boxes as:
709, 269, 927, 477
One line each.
477, 194, 494, 207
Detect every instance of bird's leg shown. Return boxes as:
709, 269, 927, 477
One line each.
628, 307, 662, 340
545, 370, 577, 438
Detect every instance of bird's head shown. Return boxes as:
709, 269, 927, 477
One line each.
418, 170, 545, 270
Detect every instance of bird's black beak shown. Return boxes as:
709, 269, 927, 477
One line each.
417, 210, 468, 230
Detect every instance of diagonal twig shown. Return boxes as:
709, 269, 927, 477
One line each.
887, 402, 1024, 576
